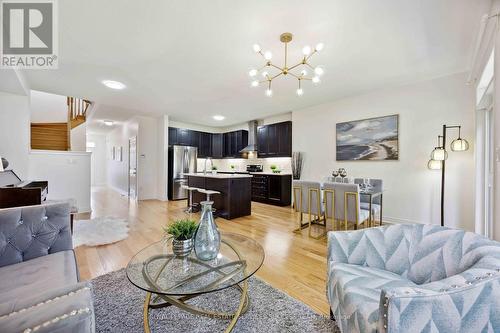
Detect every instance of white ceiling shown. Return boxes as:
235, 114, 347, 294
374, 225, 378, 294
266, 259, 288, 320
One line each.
22, 0, 490, 132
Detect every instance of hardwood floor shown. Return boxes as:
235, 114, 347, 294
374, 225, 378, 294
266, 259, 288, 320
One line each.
75, 186, 330, 315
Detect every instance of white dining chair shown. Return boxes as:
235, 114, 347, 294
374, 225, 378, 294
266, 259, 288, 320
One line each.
292, 180, 326, 239
324, 182, 370, 230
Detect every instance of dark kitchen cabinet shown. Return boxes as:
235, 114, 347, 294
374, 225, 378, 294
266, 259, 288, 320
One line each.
198, 132, 212, 158
168, 127, 178, 145
211, 133, 224, 158
223, 130, 248, 158
257, 126, 268, 156
177, 128, 191, 146
257, 121, 292, 158
277, 121, 292, 157
169, 127, 248, 158
251, 174, 291, 206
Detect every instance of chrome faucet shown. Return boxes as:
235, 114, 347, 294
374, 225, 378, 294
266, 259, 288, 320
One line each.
203, 157, 213, 175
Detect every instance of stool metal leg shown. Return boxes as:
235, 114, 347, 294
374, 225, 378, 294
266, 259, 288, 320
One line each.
185, 189, 193, 214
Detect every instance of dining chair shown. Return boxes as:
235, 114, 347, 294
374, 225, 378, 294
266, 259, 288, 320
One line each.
325, 182, 370, 230
292, 180, 326, 238
354, 178, 383, 225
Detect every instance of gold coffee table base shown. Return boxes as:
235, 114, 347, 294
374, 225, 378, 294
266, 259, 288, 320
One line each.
141, 240, 250, 333
143, 280, 249, 333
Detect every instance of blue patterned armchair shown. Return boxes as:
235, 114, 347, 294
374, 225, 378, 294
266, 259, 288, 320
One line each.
327, 224, 500, 333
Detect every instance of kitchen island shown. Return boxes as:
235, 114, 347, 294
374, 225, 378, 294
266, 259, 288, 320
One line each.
185, 173, 253, 220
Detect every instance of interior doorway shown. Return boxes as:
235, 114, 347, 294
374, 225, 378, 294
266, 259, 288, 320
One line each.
128, 136, 137, 199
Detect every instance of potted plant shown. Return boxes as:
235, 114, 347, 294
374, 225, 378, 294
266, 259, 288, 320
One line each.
230, 164, 236, 173
270, 164, 281, 174
164, 219, 198, 257
211, 166, 218, 175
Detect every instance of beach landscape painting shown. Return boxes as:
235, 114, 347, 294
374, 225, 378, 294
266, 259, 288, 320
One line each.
336, 115, 399, 161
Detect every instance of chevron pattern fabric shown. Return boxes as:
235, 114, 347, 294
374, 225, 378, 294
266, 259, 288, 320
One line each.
327, 224, 500, 333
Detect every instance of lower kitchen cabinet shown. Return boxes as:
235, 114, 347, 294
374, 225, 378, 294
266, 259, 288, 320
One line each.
251, 174, 291, 206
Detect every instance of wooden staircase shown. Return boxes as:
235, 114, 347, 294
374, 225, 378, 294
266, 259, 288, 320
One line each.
31, 97, 91, 151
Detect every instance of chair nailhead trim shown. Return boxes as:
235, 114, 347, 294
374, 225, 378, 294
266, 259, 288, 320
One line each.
23, 307, 90, 333
1, 287, 90, 319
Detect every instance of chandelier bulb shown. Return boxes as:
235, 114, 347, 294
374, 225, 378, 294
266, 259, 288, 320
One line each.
296, 88, 304, 96
312, 76, 320, 84
262, 71, 269, 78
315, 43, 324, 51
265, 89, 273, 97
251, 80, 259, 87
314, 66, 324, 76
302, 46, 311, 56
253, 44, 261, 53
249, 69, 258, 77
300, 69, 308, 77
264, 51, 273, 60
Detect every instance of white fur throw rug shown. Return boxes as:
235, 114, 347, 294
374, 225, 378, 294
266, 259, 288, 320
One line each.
73, 217, 129, 247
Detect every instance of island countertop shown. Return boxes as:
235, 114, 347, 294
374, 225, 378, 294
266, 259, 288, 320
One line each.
183, 172, 253, 179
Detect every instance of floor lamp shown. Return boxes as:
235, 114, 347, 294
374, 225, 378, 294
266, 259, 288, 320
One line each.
427, 125, 470, 227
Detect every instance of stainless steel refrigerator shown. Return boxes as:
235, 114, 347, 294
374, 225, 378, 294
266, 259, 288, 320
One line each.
168, 145, 197, 200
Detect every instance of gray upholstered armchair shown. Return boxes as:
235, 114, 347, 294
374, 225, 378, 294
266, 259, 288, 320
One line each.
327, 223, 500, 333
0, 203, 94, 333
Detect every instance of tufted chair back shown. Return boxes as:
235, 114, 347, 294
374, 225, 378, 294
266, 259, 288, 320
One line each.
329, 223, 500, 285
405, 224, 500, 284
0, 203, 72, 267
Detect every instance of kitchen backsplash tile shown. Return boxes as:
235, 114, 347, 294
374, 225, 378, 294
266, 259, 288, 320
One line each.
197, 157, 292, 174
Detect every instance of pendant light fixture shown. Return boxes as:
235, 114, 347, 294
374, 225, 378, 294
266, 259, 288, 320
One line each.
249, 32, 324, 97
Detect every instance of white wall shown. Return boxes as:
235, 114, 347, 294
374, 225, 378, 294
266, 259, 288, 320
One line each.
157, 115, 169, 201
106, 115, 159, 200
87, 133, 107, 186
134, 116, 158, 200
28, 150, 91, 212
30, 90, 67, 123
0, 92, 31, 179
106, 120, 138, 195
292, 72, 475, 231
70, 123, 86, 151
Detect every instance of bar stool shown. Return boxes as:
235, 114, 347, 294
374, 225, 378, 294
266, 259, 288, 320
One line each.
181, 185, 199, 213
197, 189, 221, 216
197, 188, 220, 201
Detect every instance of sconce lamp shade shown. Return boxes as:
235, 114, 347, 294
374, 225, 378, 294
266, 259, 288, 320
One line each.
450, 138, 469, 152
427, 159, 442, 170
430, 147, 448, 161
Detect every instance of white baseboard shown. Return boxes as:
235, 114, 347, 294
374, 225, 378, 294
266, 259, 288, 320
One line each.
383, 216, 425, 225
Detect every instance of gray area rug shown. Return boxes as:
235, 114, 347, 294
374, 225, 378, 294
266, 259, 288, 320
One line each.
91, 269, 339, 332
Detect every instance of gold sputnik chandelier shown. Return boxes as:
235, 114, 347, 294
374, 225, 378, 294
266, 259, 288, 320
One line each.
249, 32, 324, 97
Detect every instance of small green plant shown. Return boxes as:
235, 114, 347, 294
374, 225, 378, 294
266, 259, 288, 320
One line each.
164, 219, 198, 240
230, 164, 235, 170
270, 164, 277, 170
211, 166, 218, 170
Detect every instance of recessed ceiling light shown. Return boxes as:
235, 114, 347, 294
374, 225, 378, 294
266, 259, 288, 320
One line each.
102, 80, 126, 90
103, 120, 114, 126
213, 115, 225, 121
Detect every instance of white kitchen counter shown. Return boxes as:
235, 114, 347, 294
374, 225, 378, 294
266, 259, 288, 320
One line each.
249, 172, 292, 176
183, 172, 253, 179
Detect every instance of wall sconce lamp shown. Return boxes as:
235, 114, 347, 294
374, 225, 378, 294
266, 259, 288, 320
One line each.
428, 125, 469, 226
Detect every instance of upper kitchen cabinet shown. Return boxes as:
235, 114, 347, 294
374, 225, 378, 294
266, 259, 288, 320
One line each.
211, 133, 224, 158
257, 121, 292, 157
198, 131, 212, 158
223, 130, 248, 158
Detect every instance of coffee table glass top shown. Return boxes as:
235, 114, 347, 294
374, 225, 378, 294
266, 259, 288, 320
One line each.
126, 232, 264, 296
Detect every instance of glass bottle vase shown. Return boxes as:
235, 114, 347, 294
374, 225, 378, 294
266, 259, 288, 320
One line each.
194, 201, 221, 261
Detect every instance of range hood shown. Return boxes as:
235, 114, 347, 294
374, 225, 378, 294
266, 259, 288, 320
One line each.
239, 120, 258, 153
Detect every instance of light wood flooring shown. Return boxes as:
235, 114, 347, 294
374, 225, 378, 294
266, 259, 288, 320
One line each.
75, 187, 330, 315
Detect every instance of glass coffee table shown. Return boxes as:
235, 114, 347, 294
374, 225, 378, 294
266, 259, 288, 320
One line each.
126, 232, 265, 333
